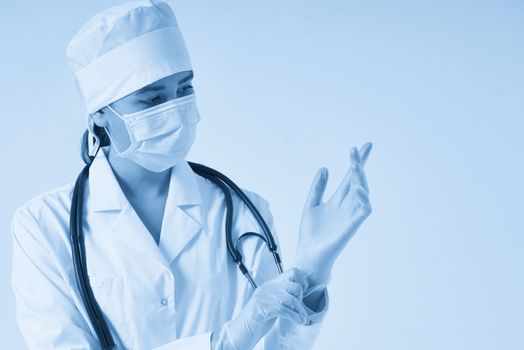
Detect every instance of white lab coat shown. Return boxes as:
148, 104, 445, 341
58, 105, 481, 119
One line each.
11, 146, 328, 350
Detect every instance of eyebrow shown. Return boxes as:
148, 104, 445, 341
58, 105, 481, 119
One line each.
180, 72, 194, 84
133, 73, 193, 96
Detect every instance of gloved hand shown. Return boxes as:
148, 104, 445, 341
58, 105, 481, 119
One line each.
217, 268, 310, 350
295, 143, 373, 290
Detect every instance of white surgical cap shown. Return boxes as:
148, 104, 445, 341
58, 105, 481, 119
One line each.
65, 0, 192, 156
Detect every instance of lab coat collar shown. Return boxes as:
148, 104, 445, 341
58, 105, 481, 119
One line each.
89, 147, 126, 212
88, 146, 205, 268
89, 146, 203, 212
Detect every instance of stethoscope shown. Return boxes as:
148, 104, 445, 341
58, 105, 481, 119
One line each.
70, 148, 283, 350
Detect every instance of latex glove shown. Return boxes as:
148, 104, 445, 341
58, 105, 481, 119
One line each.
219, 268, 310, 350
295, 142, 373, 290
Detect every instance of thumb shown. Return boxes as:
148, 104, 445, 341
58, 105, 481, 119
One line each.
304, 167, 328, 209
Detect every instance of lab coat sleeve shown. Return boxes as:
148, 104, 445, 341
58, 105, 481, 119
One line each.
244, 193, 329, 350
10, 207, 101, 350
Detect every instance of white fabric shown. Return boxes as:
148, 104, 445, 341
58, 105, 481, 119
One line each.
66, 0, 192, 115
11, 147, 329, 349
105, 93, 200, 172
75, 25, 191, 115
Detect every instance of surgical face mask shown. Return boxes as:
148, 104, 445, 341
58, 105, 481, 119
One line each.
105, 92, 200, 172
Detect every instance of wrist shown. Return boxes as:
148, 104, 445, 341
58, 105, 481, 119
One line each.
294, 259, 332, 290
303, 277, 331, 297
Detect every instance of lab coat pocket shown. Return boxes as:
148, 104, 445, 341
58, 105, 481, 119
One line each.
88, 275, 132, 347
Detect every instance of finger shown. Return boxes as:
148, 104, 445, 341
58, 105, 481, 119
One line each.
278, 302, 309, 325
278, 295, 310, 325
280, 268, 299, 280
352, 186, 371, 213
355, 190, 373, 218
343, 183, 369, 209
349, 148, 369, 193
284, 281, 304, 299
281, 293, 309, 319
331, 147, 357, 206
355, 183, 370, 198
262, 293, 308, 325
304, 167, 328, 209
358, 142, 373, 167
352, 203, 372, 228
354, 184, 370, 202
282, 268, 308, 291
346, 188, 372, 226
333, 146, 368, 205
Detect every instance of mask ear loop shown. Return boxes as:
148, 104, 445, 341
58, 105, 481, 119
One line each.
105, 104, 134, 155
86, 114, 100, 157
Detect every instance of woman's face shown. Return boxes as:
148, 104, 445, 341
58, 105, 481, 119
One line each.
92, 70, 194, 152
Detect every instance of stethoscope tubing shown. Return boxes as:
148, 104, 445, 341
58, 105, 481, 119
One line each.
69, 156, 282, 350
70, 164, 116, 349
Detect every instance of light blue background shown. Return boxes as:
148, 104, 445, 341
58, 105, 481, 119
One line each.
1, 0, 523, 349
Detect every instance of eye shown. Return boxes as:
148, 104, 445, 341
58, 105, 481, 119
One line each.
140, 96, 161, 104
179, 85, 194, 94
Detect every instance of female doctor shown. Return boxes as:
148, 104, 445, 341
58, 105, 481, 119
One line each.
10, 1, 373, 349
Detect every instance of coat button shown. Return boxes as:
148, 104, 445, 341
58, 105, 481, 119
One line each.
161, 298, 168, 306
